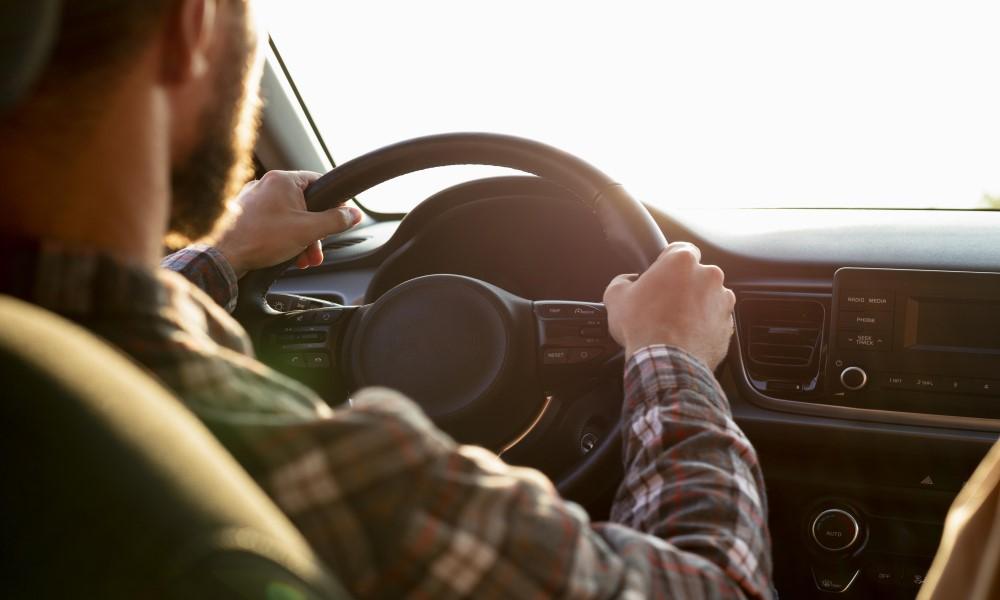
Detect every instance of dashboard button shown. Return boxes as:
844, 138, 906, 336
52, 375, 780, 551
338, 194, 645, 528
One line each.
811, 508, 860, 552
840, 290, 894, 309
812, 566, 860, 593
841, 291, 868, 308
909, 375, 938, 391
840, 366, 868, 391
838, 310, 892, 331
863, 292, 893, 308
903, 564, 930, 589
869, 562, 901, 586
939, 377, 964, 393
968, 379, 1000, 396
881, 373, 907, 389
839, 332, 889, 351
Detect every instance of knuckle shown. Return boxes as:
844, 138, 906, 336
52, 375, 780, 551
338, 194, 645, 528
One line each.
724, 288, 736, 307
703, 264, 725, 283
259, 170, 282, 184
668, 250, 697, 272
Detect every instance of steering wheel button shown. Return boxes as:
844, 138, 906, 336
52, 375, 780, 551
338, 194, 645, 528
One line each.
542, 349, 571, 364
569, 348, 604, 363
315, 310, 341, 323
579, 327, 604, 337
545, 323, 580, 338
305, 353, 330, 368
537, 304, 569, 317
536, 303, 605, 319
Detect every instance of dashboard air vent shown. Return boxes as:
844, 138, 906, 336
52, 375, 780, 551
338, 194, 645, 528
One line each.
323, 236, 369, 251
736, 295, 827, 396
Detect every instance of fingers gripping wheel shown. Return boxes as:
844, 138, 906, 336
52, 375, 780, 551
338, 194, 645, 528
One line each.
238, 133, 668, 495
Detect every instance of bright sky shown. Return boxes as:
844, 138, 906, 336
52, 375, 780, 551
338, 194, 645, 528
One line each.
263, 1, 1000, 213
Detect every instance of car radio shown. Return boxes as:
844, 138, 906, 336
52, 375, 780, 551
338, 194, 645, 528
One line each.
828, 268, 1000, 419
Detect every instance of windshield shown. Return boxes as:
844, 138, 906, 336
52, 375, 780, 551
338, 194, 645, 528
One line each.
264, 1, 1000, 213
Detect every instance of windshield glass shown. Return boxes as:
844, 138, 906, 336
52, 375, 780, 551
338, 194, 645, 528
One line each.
264, 1, 1000, 213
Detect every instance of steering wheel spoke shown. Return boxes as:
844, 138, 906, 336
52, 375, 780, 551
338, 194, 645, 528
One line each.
254, 305, 358, 402
535, 301, 621, 389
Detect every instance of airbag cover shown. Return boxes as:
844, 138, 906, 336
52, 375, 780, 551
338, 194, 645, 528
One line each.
350, 275, 514, 420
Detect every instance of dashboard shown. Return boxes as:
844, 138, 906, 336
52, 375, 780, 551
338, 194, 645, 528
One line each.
267, 178, 1000, 599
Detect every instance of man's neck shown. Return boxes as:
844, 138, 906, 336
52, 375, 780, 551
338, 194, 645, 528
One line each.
0, 78, 170, 269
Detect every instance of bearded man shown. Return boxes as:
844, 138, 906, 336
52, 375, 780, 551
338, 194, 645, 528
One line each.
0, 2, 774, 598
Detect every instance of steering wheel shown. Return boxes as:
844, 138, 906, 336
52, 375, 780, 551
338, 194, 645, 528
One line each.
235, 133, 667, 504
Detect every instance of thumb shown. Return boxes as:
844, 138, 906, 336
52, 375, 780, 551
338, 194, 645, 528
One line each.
603, 273, 637, 305
307, 205, 363, 239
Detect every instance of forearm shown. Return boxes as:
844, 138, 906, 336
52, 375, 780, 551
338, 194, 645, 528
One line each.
226, 383, 772, 599
611, 344, 772, 598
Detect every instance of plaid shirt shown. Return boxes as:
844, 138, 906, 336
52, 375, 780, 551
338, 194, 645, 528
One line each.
2, 241, 773, 599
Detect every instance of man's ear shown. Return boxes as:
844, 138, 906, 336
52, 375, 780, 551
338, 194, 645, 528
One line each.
160, 0, 218, 85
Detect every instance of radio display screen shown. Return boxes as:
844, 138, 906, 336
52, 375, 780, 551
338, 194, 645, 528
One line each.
904, 298, 1000, 354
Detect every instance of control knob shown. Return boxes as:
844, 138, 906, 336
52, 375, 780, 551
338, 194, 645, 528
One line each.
811, 508, 861, 552
840, 366, 868, 391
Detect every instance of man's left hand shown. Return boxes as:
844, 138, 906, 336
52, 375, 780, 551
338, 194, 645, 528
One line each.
213, 170, 363, 277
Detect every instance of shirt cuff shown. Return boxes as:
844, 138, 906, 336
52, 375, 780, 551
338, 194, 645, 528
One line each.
161, 244, 240, 312
623, 344, 730, 415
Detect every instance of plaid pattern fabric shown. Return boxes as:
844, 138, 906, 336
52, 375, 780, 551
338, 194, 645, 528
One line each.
4, 242, 773, 599
161, 244, 240, 312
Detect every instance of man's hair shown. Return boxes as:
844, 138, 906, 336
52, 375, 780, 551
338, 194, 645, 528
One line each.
38, 1, 172, 95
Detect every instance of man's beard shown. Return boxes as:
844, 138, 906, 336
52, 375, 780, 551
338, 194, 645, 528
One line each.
166, 19, 260, 246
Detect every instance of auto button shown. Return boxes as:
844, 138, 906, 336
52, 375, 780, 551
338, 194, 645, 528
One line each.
811, 508, 860, 552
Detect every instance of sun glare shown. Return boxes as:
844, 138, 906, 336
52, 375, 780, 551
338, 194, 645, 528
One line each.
263, 1, 1000, 213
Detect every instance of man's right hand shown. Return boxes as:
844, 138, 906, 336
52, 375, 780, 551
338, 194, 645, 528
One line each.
603, 242, 736, 369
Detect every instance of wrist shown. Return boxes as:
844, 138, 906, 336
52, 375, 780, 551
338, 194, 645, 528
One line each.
213, 240, 247, 278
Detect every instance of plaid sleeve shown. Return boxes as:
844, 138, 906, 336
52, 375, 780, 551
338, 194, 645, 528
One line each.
611, 344, 773, 598
212, 346, 773, 599
161, 244, 239, 312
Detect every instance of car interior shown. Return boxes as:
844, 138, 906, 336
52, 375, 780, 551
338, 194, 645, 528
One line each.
4, 2, 1000, 599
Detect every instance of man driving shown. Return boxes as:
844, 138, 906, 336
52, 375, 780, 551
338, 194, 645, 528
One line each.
0, 1, 772, 598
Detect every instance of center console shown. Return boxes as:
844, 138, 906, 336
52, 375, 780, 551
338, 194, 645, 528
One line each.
828, 268, 1000, 419
733, 267, 1000, 597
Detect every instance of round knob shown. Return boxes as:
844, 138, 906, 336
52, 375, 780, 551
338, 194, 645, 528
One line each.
811, 508, 860, 552
840, 366, 868, 391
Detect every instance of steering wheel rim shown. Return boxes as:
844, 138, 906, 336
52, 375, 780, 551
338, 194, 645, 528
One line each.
237, 132, 668, 500
236, 132, 666, 318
